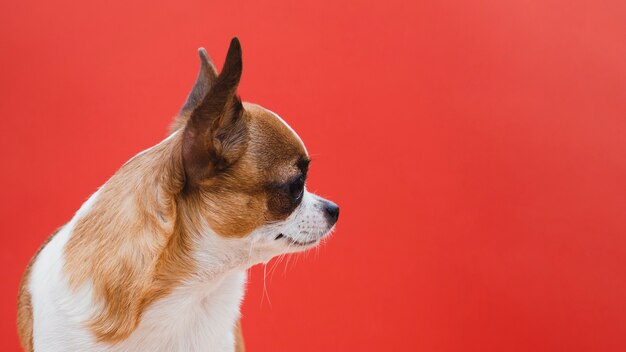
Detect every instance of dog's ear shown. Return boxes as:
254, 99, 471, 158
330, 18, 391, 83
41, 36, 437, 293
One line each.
170, 48, 219, 134
181, 48, 219, 115
182, 37, 247, 185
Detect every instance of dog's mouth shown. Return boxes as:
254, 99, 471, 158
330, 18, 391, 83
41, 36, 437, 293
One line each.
274, 233, 318, 246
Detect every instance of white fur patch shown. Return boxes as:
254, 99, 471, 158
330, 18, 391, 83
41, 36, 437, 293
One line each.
30, 190, 103, 351
109, 271, 246, 352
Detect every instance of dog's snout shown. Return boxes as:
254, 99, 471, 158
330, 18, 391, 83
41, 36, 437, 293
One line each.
323, 201, 340, 224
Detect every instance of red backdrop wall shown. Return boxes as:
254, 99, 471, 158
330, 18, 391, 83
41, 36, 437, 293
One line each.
2, 0, 626, 351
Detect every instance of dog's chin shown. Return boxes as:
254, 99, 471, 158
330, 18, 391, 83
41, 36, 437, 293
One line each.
273, 233, 323, 252
275, 233, 318, 247
273, 226, 335, 253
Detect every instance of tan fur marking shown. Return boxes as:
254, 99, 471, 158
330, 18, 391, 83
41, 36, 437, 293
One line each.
17, 229, 61, 352
64, 133, 187, 342
234, 319, 245, 352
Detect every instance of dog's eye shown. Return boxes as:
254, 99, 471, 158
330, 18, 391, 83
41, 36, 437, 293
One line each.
289, 177, 305, 201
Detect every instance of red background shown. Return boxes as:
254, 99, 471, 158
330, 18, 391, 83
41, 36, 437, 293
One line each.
1, 0, 626, 351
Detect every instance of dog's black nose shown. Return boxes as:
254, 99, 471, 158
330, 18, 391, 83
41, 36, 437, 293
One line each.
324, 201, 340, 224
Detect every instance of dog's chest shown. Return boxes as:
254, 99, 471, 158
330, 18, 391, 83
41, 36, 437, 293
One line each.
112, 271, 247, 352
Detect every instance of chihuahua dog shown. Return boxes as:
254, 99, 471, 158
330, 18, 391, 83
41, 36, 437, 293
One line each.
17, 38, 339, 352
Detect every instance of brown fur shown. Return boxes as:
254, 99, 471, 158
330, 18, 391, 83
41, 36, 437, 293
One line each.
64, 134, 186, 341
17, 229, 61, 352
170, 48, 218, 134
235, 320, 245, 352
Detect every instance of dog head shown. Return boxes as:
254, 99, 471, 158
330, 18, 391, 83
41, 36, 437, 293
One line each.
173, 38, 338, 264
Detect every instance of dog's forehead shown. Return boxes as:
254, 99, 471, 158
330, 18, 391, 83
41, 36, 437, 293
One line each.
244, 103, 308, 168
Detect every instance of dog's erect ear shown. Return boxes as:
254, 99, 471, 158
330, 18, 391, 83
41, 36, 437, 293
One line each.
170, 48, 219, 134
182, 37, 247, 185
181, 48, 219, 115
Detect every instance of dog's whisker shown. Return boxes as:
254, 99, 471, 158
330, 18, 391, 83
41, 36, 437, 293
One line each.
261, 263, 272, 308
